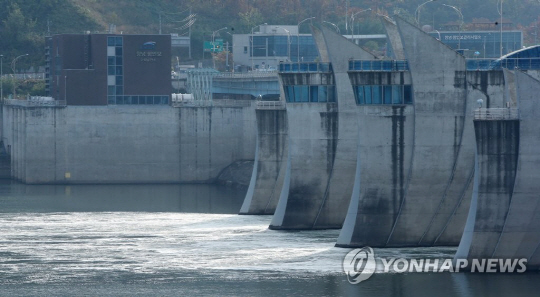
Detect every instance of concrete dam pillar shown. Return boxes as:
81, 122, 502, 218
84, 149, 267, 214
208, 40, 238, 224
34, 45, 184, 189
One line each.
240, 106, 288, 215
455, 70, 540, 269
337, 17, 477, 247
269, 25, 376, 230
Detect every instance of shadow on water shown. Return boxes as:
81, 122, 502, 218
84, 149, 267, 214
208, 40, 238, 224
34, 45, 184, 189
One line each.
0, 180, 247, 214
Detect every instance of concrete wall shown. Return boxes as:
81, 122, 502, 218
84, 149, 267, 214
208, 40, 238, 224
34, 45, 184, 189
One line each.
2, 104, 256, 184
270, 25, 376, 230
337, 17, 486, 247
456, 70, 540, 269
240, 108, 288, 214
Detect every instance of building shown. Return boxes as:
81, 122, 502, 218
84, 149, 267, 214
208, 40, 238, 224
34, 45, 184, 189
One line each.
45, 34, 171, 105
233, 24, 319, 70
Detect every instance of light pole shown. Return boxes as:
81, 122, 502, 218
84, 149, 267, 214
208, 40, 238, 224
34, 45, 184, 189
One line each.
212, 27, 227, 69
323, 21, 340, 33
0, 54, 3, 101
351, 8, 371, 44
276, 27, 291, 62
498, 0, 504, 57
416, 0, 436, 26
297, 17, 315, 62
442, 4, 463, 50
251, 23, 267, 71
11, 54, 28, 99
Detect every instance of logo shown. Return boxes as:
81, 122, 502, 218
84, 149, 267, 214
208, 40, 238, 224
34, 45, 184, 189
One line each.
140, 41, 156, 50
343, 246, 528, 284
342, 247, 376, 284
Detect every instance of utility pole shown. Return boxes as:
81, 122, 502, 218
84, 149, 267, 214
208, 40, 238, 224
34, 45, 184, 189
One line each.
0, 55, 3, 101
188, 7, 192, 59
345, 0, 349, 35
159, 12, 162, 34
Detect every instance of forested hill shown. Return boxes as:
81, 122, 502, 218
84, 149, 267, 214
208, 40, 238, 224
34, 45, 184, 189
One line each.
2, 0, 540, 71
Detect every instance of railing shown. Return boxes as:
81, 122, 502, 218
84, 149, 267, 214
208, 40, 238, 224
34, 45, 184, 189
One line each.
172, 99, 253, 108
3, 98, 67, 107
279, 62, 333, 73
215, 71, 278, 79
348, 60, 409, 72
474, 108, 519, 120
256, 100, 286, 110
466, 58, 540, 71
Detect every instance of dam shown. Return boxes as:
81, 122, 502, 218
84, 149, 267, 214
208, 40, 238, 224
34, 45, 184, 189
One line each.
3, 16, 540, 264
1, 100, 256, 184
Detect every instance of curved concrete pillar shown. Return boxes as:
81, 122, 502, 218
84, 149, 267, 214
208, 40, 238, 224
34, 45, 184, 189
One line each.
381, 16, 406, 60
456, 70, 540, 269
269, 25, 375, 230
337, 17, 477, 247
240, 108, 288, 215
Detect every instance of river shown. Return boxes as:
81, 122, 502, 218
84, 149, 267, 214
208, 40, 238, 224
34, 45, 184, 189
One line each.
0, 181, 539, 296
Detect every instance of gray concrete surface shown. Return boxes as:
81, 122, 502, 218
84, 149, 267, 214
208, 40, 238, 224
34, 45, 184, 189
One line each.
240, 109, 288, 214
2, 103, 256, 184
337, 17, 481, 247
270, 25, 375, 229
456, 70, 540, 269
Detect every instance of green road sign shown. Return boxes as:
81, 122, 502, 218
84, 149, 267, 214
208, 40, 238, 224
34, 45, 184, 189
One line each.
204, 39, 224, 53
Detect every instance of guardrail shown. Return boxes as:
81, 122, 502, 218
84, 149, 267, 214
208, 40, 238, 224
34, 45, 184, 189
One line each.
279, 62, 333, 73
474, 108, 519, 120
466, 58, 540, 71
216, 71, 278, 79
255, 100, 286, 110
172, 99, 253, 108
3, 98, 67, 107
349, 60, 409, 72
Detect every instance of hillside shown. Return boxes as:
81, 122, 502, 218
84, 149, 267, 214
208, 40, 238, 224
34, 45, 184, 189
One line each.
1, 0, 540, 73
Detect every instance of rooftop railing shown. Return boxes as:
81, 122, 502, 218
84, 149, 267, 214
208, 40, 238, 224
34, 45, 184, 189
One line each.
255, 100, 286, 110
349, 60, 409, 72
3, 98, 66, 107
474, 108, 519, 120
172, 99, 253, 108
466, 58, 540, 71
279, 62, 333, 73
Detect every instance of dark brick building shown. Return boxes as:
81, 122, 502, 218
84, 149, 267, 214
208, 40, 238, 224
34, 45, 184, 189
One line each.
45, 34, 171, 105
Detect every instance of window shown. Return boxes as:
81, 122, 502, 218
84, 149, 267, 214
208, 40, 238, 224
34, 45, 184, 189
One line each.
354, 85, 413, 105
284, 85, 336, 103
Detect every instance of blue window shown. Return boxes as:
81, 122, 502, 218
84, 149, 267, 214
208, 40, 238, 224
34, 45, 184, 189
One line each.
310, 86, 318, 102
355, 86, 365, 104
354, 85, 413, 105
384, 86, 392, 104
364, 86, 372, 104
319, 86, 328, 103
392, 86, 403, 104
404, 85, 413, 104
372, 86, 382, 104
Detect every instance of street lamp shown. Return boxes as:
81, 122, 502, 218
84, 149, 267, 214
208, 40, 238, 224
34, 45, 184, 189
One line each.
442, 4, 463, 50
276, 27, 291, 62
0, 54, 3, 101
251, 23, 267, 70
497, 0, 504, 57
323, 21, 340, 33
416, 0, 436, 26
351, 8, 371, 44
11, 54, 28, 99
297, 17, 315, 62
